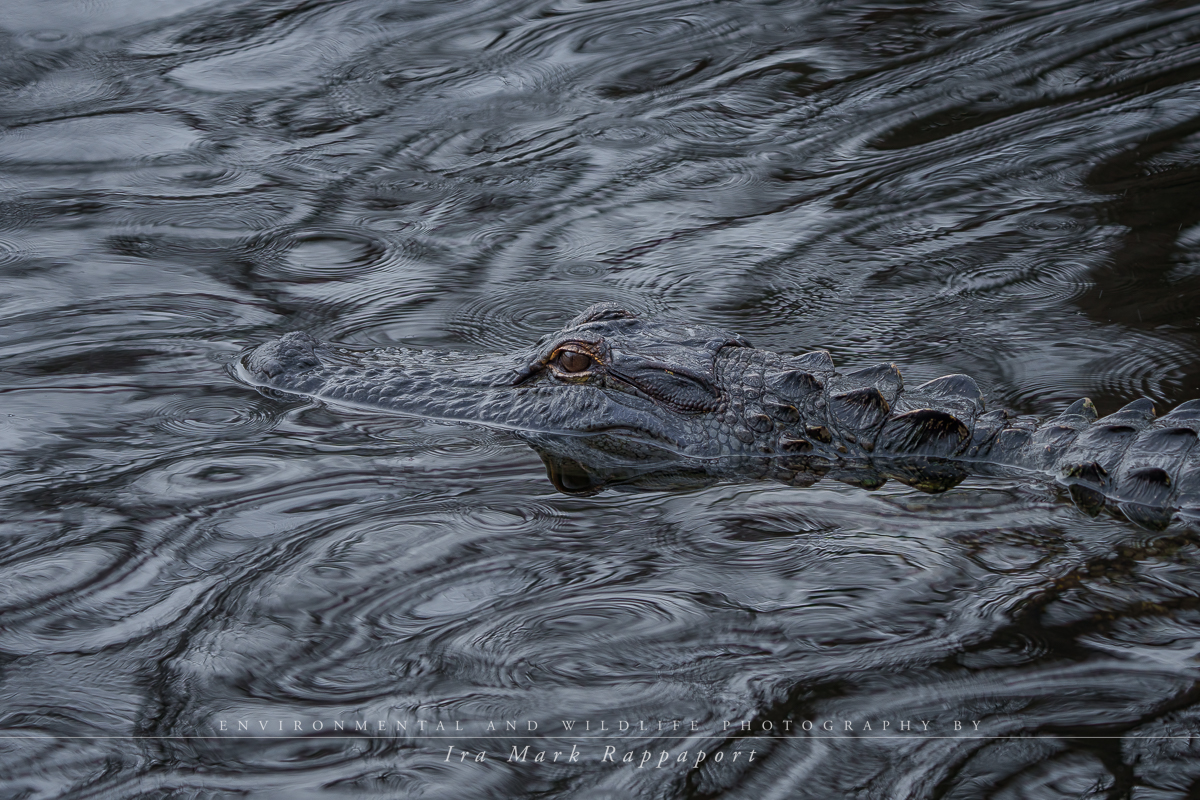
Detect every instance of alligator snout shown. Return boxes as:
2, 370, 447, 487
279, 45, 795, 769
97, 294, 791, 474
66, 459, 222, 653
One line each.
243, 331, 326, 381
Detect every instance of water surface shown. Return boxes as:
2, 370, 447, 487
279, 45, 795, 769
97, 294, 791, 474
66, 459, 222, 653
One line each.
3, 0, 1200, 796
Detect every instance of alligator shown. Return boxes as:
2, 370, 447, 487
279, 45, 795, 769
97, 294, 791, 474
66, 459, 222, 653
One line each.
240, 303, 1200, 528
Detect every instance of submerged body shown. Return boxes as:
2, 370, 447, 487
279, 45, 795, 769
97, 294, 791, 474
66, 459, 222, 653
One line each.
241, 304, 1200, 527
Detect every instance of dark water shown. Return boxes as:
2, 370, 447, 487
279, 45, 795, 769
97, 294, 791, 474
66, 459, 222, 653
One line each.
3, 0, 1200, 796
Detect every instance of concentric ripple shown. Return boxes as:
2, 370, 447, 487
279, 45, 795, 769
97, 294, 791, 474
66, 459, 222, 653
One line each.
257, 228, 391, 282
4, 0, 1200, 797
0, 234, 37, 269
946, 257, 1095, 306
443, 284, 663, 349
151, 394, 277, 438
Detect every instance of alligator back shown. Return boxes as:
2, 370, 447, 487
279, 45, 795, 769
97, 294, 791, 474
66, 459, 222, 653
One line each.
742, 345, 1200, 528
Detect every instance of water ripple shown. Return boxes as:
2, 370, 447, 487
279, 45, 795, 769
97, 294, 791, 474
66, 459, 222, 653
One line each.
443, 283, 661, 349
3, 0, 1200, 797
151, 393, 277, 439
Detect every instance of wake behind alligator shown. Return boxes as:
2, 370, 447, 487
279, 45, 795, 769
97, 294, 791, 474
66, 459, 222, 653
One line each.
240, 303, 1200, 528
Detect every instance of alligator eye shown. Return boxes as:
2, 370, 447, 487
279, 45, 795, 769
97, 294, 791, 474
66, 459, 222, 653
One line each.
557, 351, 593, 373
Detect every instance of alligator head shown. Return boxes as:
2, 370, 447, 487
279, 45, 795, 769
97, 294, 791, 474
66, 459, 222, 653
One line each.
240, 303, 755, 463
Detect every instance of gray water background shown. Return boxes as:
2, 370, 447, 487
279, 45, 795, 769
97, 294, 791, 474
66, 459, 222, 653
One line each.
2, 0, 1200, 797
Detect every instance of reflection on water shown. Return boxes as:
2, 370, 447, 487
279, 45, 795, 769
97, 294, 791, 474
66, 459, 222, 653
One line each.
2, 0, 1200, 796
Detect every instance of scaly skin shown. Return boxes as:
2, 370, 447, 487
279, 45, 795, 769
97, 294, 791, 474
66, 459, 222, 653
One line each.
239, 303, 1200, 527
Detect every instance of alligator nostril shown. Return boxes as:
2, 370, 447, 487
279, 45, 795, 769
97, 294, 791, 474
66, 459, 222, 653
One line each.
259, 357, 283, 378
